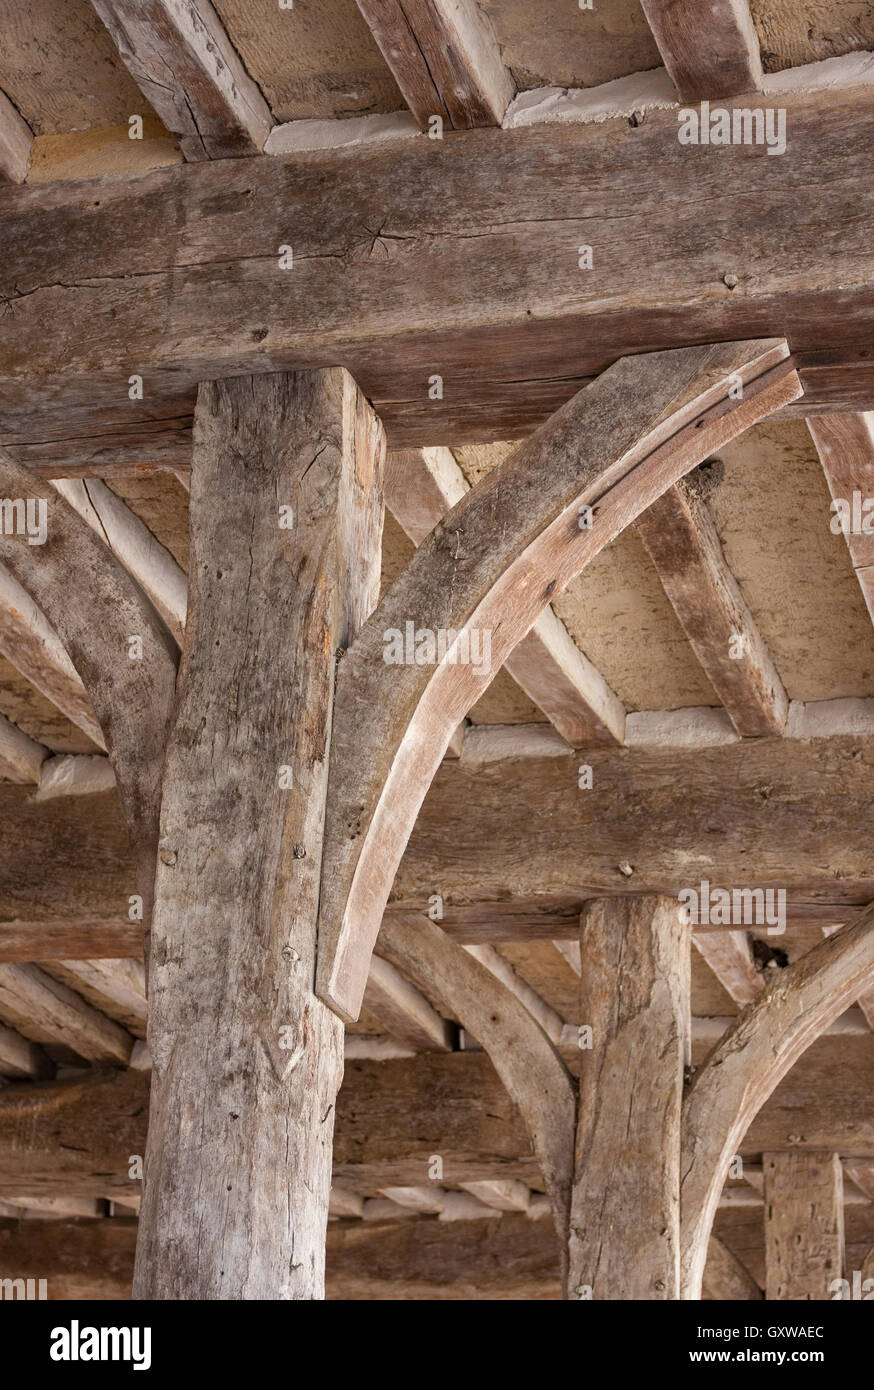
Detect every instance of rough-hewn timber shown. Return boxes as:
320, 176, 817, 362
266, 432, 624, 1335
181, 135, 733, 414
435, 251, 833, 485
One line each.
134, 370, 384, 1300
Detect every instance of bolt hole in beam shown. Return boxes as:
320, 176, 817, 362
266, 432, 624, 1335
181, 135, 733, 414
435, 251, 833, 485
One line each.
317, 341, 801, 1022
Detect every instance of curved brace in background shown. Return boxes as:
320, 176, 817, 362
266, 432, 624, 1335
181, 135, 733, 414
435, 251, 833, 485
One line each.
380, 912, 577, 1285
0, 452, 179, 954
680, 900, 874, 1300
318, 339, 802, 1022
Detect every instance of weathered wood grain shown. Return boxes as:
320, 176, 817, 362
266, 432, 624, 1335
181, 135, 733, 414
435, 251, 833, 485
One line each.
319, 340, 798, 1020
807, 413, 874, 625
3, 87, 874, 445
640, 1, 763, 102
0, 710, 45, 783
681, 901, 874, 1300
91, 1, 273, 159
0, 89, 32, 184
693, 930, 763, 1007
0, 962, 133, 1064
570, 896, 690, 1299
0, 1020, 52, 1079
386, 446, 626, 745
134, 370, 383, 1300
0, 564, 104, 748
636, 479, 789, 735
354, 0, 513, 129
0, 455, 178, 952
52, 478, 187, 644
0, 1213, 772, 1301
764, 1152, 845, 1301
379, 912, 576, 1275
363, 955, 454, 1052
5, 1039, 874, 1197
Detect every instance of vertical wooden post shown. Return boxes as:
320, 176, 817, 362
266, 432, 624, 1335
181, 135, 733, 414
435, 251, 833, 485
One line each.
569, 896, 690, 1299
764, 1152, 845, 1300
133, 370, 384, 1299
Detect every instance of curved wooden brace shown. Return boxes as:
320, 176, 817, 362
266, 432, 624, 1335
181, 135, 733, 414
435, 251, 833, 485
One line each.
379, 912, 576, 1286
0, 453, 179, 946
318, 339, 802, 1020
680, 900, 874, 1300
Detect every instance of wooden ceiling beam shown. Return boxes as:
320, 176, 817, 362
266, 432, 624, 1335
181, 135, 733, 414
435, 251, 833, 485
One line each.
0, 1214, 765, 1301
640, 1, 763, 102
636, 479, 788, 736
354, 0, 514, 130
6, 1039, 874, 1198
386, 447, 626, 745
4, 85, 874, 446
0, 89, 32, 184
90, 0, 273, 160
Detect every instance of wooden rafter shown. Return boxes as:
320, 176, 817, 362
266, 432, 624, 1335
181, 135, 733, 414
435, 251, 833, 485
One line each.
692, 930, 763, 1008
354, 0, 514, 129
0, 455, 178, 949
379, 912, 576, 1276
53, 478, 187, 645
0, 963, 133, 1064
807, 413, 874, 624
640, 0, 763, 102
680, 900, 874, 1299
386, 447, 625, 744
318, 340, 800, 1022
636, 478, 788, 736
90, 0, 274, 159
0, 564, 105, 748
0, 89, 32, 184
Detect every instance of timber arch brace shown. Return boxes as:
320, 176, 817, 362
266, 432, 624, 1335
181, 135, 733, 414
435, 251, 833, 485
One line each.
317, 337, 801, 1022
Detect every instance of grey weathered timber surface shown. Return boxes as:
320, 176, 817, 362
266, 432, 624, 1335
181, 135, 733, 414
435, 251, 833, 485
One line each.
354, 0, 514, 129
0, 455, 178, 950
134, 370, 384, 1300
319, 340, 797, 1019
386, 445, 626, 746
379, 912, 576, 1275
0, 962, 133, 1064
5, 1039, 874, 1198
570, 897, 690, 1299
681, 901, 874, 1300
808, 413, 874, 623
636, 480, 789, 736
764, 1152, 845, 1301
91, 1, 274, 159
3, 86, 874, 444
640, 0, 763, 101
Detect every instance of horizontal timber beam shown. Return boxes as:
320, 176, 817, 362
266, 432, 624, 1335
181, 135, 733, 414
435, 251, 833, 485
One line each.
4, 1038, 874, 1198
0, 1215, 759, 1300
5, 85, 874, 447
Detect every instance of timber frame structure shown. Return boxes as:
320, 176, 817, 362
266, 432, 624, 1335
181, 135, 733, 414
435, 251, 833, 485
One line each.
1, 0, 874, 1303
